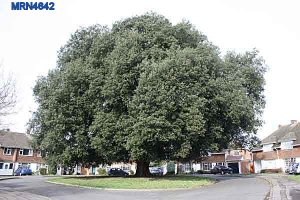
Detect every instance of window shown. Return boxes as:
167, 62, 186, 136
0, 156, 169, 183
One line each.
182, 163, 191, 172
0, 163, 3, 169
4, 164, 8, 169
263, 144, 273, 152
37, 150, 42, 157
4, 148, 12, 155
281, 141, 293, 150
9, 163, 13, 169
202, 163, 212, 171
19, 149, 33, 156
216, 162, 224, 166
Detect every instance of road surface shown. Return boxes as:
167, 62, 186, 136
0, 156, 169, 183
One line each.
0, 175, 269, 200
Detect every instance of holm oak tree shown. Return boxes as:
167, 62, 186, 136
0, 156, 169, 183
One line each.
29, 13, 266, 177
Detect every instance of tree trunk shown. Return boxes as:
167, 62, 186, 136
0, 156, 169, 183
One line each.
135, 161, 151, 177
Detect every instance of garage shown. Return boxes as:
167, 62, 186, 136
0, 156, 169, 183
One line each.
227, 162, 239, 174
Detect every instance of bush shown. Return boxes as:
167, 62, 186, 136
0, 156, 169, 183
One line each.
97, 168, 107, 175
167, 162, 175, 173
48, 165, 57, 175
129, 170, 135, 175
260, 168, 282, 173
39, 168, 47, 175
165, 171, 175, 176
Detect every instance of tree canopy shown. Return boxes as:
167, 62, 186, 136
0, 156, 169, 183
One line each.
30, 13, 266, 176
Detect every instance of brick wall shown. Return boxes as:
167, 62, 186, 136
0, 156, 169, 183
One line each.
240, 161, 250, 174
0, 147, 44, 164
16, 149, 44, 163
253, 146, 300, 161
0, 147, 15, 162
243, 150, 252, 160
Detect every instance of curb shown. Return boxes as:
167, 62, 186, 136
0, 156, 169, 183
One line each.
0, 177, 20, 181
257, 176, 273, 200
46, 180, 215, 192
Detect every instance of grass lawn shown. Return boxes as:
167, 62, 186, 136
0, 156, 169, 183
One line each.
48, 175, 214, 189
288, 175, 300, 182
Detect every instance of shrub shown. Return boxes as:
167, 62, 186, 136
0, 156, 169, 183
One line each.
165, 171, 175, 176
129, 170, 135, 175
167, 162, 175, 173
97, 168, 107, 175
39, 168, 47, 175
48, 165, 57, 175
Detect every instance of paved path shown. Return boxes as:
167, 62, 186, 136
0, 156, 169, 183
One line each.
262, 174, 300, 200
0, 175, 269, 200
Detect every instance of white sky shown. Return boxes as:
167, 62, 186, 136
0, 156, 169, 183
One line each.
0, 0, 299, 139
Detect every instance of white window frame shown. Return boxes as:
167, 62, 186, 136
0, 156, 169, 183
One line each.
19, 149, 33, 156
37, 150, 42, 157
263, 144, 273, 152
281, 141, 293, 150
3, 148, 12, 155
4, 163, 9, 169
202, 163, 212, 171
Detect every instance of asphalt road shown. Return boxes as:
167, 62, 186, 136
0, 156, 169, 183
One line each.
0, 175, 269, 200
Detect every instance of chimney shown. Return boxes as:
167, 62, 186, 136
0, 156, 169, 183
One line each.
291, 120, 298, 124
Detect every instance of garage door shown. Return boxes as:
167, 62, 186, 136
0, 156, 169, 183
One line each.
228, 163, 239, 174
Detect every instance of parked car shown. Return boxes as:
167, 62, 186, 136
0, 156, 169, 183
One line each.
15, 167, 32, 176
287, 163, 300, 174
149, 167, 163, 176
211, 165, 233, 175
108, 168, 129, 177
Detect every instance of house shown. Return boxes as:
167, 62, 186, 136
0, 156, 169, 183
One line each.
180, 149, 253, 174
0, 130, 47, 175
177, 149, 252, 174
62, 149, 252, 176
253, 120, 300, 173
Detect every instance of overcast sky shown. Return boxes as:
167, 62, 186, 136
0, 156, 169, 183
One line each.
0, 0, 299, 139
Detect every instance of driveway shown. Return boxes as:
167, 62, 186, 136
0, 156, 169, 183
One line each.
0, 175, 269, 200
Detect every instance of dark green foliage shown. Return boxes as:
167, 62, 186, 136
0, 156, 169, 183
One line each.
30, 13, 266, 176
97, 168, 107, 175
167, 162, 176, 173
39, 168, 47, 175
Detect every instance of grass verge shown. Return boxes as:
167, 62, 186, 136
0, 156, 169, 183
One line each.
48, 175, 214, 189
288, 175, 300, 182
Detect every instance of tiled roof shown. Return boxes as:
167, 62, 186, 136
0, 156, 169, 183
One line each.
262, 122, 300, 145
0, 131, 32, 149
